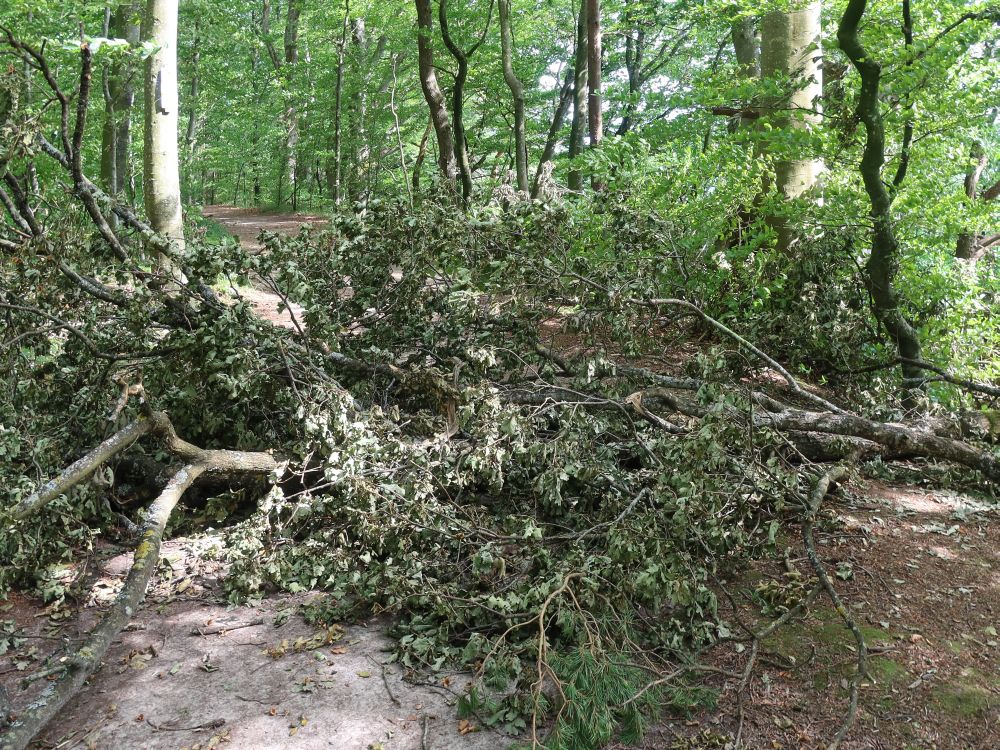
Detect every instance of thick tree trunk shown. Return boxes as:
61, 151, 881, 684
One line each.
760, 5, 822, 199
414, 0, 457, 186
838, 0, 923, 397
142, 0, 185, 281
568, 0, 588, 192
498, 0, 528, 193
760, 3, 822, 252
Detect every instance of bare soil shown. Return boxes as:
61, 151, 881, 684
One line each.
634, 479, 1000, 750
2, 539, 508, 750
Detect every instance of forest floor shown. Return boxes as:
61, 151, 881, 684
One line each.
3, 210, 997, 750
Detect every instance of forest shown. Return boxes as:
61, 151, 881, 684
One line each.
0, 0, 999, 748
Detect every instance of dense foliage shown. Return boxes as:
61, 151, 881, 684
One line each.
2, 0, 999, 746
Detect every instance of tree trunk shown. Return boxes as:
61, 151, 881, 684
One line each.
837, 0, 923, 398
956, 141, 987, 261
760, 5, 822, 199
532, 67, 574, 198
101, 2, 140, 200
568, 0, 588, 192
282, 0, 301, 207
142, 0, 185, 281
183, 18, 200, 203
498, 0, 527, 193
330, 0, 350, 205
439, 0, 494, 205
414, 0, 457, 185
586, 0, 602, 155
617, 0, 645, 137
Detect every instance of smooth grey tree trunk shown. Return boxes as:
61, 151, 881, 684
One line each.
142, 0, 185, 279
567, 0, 588, 192
760, 4, 823, 200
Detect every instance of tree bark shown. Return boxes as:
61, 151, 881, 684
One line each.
498, 0, 528, 193
532, 67, 574, 198
439, 0, 494, 204
568, 0, 588, 192
330, 0, 350, 205
586, 0, 603, 187
183, 17, 200, 202
414, 0, 457, 185
142, 0, 185, 282
101, 3, 140, 201
837, 0, 923, 396
760, 2, 822, 252
956, 140, 988, 261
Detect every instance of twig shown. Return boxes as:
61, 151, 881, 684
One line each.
145, 717, 226, 732
370, 656, 401, 706
801, 467, 867, 750
190, 618, 265, 636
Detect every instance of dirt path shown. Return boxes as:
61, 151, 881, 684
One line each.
202, 205, 327, 252
3, 539, 508, 750
635, 479, 1000, 750
203, 205, 327, 331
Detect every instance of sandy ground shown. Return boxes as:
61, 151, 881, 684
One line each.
3, 539, 510, 750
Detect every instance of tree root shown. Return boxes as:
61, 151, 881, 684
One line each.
1, 403, 279, 750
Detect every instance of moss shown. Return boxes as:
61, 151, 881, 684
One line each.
932, 684, 995, 718
869, 657, 907, 684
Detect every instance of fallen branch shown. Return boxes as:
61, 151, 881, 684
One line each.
800, 467, 867, 750
190, 618, 265, 636
1, 406, 279, 750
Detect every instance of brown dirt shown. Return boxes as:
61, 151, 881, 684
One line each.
632, 478, 1000, 750
1, 539, 509, 750
202, 205, 328, 331
201, 205, 327, 252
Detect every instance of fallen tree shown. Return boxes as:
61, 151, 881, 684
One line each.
1, 396, 280, 750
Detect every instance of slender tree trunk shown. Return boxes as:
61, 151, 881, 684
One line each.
568, 0, 588, 192
101, 2, 140, 200
498, 0, 527, 193
183, 18, 200, 203
617, 0, 644, 137
956, 141, 987, 261
283, 0, 301, 208
414, 0, 457, 185
838, 0, 923, 398
532, 67, 574, 198
330, 0, 350, 205
412, 117, 433, 195
142, 0, 185, 281
586, 0, 602, 150
439, 0, 494, 205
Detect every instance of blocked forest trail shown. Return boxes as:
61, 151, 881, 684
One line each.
203, 205, 324, 331
3, 211, 997, 750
